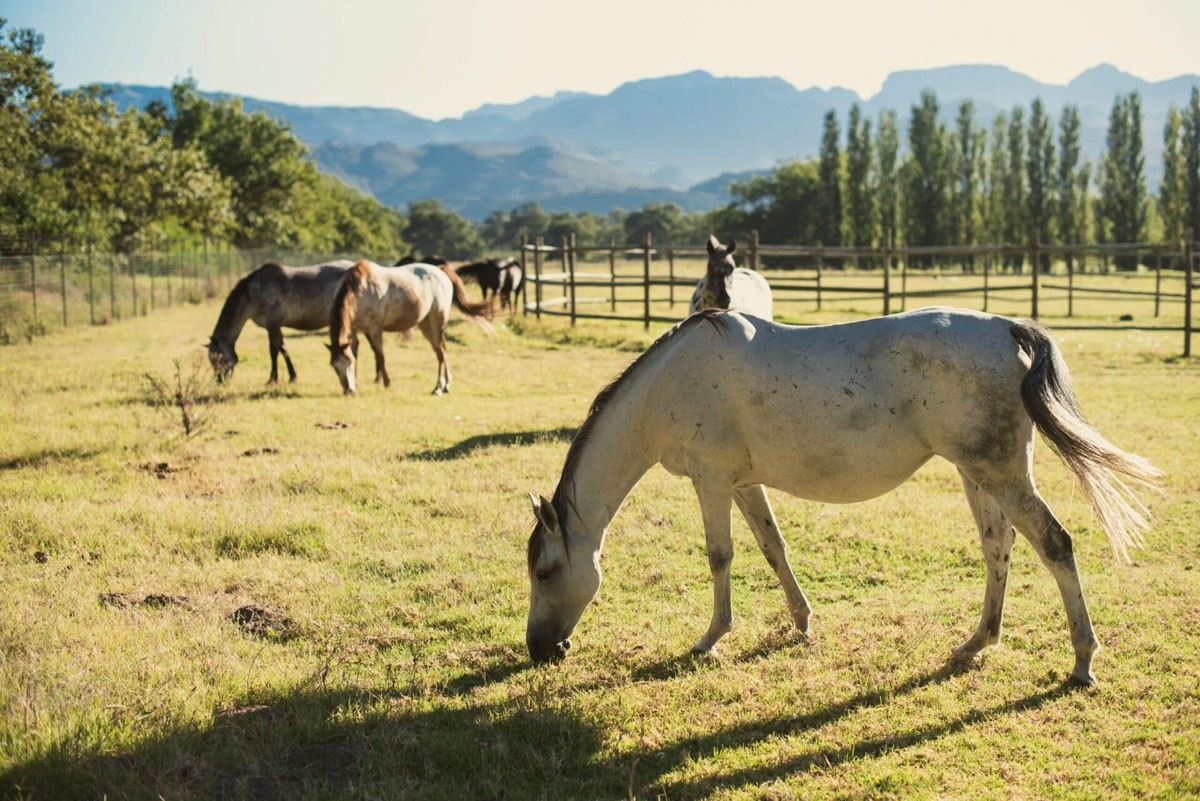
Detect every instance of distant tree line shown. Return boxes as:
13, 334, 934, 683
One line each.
5, 19, 1200, 270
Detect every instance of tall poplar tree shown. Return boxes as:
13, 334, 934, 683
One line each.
953, 101, 985, 251
1098, 92, 1148, 264
1056, 104, 1089, 278
902, 90, 949, 262
1003, 107, 1027, 268
816, 110, 843, 248
1160, 104, 1185, 247
844, 104, 875, 249
1182, 87, 1200, 242
1026, 98, 1056, 271
875, 110, 900, 246
984, 112, 1010, 246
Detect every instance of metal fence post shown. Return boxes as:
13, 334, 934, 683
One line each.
59, 239, 68, 328
29, 234, 38, 327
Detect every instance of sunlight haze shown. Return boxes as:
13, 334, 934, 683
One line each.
3, 0, 1198, 119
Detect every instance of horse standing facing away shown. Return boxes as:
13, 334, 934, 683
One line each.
328, 259, 491, 395
689, 236, 772, 319
525, 308, 1161, 684
208, 260, 354, 384
456, 257, 524, 315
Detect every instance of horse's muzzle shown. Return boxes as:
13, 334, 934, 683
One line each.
527, 635, 572, 664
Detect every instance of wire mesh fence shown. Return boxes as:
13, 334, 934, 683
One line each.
0, 242, 354, 345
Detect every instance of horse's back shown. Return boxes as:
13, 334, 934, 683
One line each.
649, 308, 1032, 502
243, 260, 353, 330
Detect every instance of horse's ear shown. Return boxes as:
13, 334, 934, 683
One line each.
529, 493, 560, 533
325, 343, 332, 352
727, 239, 737, 255
706, 235, 719, 255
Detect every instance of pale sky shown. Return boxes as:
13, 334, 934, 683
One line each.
4, 0, 1198, 120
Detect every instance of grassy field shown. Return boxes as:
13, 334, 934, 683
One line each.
1, 295, 1198, 800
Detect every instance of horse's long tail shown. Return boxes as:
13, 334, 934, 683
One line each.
1010, 320, 1162, 562
439, 264, 495, 325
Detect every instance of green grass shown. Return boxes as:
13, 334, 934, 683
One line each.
1, 299, 1198, 800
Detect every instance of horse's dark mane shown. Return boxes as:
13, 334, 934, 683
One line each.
210, 263, 275, 345
528, 310, 729, 573
330, 260, 371, 347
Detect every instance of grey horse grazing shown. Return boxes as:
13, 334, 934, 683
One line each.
207, 260, 354, 384
525, 307, 1160, 685
328, 259, 492, 396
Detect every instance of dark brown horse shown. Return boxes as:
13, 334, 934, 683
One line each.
455, 258, 523, 315
208, 260, 354, 384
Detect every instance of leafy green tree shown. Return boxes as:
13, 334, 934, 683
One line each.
622, 203, 696, 245
723, 160, 821, 245
844, 104, 874, 249
1026, 98, 1056, 270
0, 20, 68, 247
874, 110, 900, 246
983, 112, 1008, 245
161, 79, 319, 247
816, 110, 842, 248
402, 199, 484, 259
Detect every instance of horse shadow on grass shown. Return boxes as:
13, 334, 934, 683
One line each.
406, 427, 577, 461
1, 641, 1084, 801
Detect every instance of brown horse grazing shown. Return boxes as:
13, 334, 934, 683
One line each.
208, 260, 354, 384
456, 257, 524, 314
328, 259, 492, 395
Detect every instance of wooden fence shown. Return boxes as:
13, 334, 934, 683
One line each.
519, 232, 1198, 357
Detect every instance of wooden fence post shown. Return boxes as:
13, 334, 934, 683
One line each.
1185, 231, 1194, 358
1030, 238, 1040, 320
534, 236, 544, 322
29, 234, 38, 327
568, 233, 577, 326
59, 239, 68, 328
608, 239, 617, 311
667, 248, 675, 307
519, 234, 528, 315
642, 231, 652, 330
749, 229, 760, 271
882, 231, 892, 316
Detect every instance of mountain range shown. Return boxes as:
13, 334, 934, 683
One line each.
104, 64, 1200, 220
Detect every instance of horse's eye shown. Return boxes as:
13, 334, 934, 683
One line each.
534, 567, 555, 583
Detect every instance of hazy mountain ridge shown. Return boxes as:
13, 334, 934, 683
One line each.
101, 64, 1200, 219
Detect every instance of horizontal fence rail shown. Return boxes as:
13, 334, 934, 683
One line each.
519, 232, 1198, 357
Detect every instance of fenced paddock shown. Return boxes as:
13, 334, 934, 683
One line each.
0, 298, 1197, 800
520, 233, 1199, 356
0, 243, 352, 345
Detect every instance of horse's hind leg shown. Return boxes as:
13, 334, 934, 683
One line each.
734, 484, 811, 636
419, 316, 450, 395
268, 327, 298, 383
988, 481, 1101, 685
953, 471, 1017, 663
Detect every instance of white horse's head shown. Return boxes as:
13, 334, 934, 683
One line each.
208, 338, 238, 383
526, 493, 601, 663
328, 342, 358, 395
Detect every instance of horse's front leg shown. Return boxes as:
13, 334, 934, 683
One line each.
364, 330, 388, 388
266, 327, 284, 384
734, 484, 811, 636
952, 472, 1017, 663
690, 475, 735, 655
